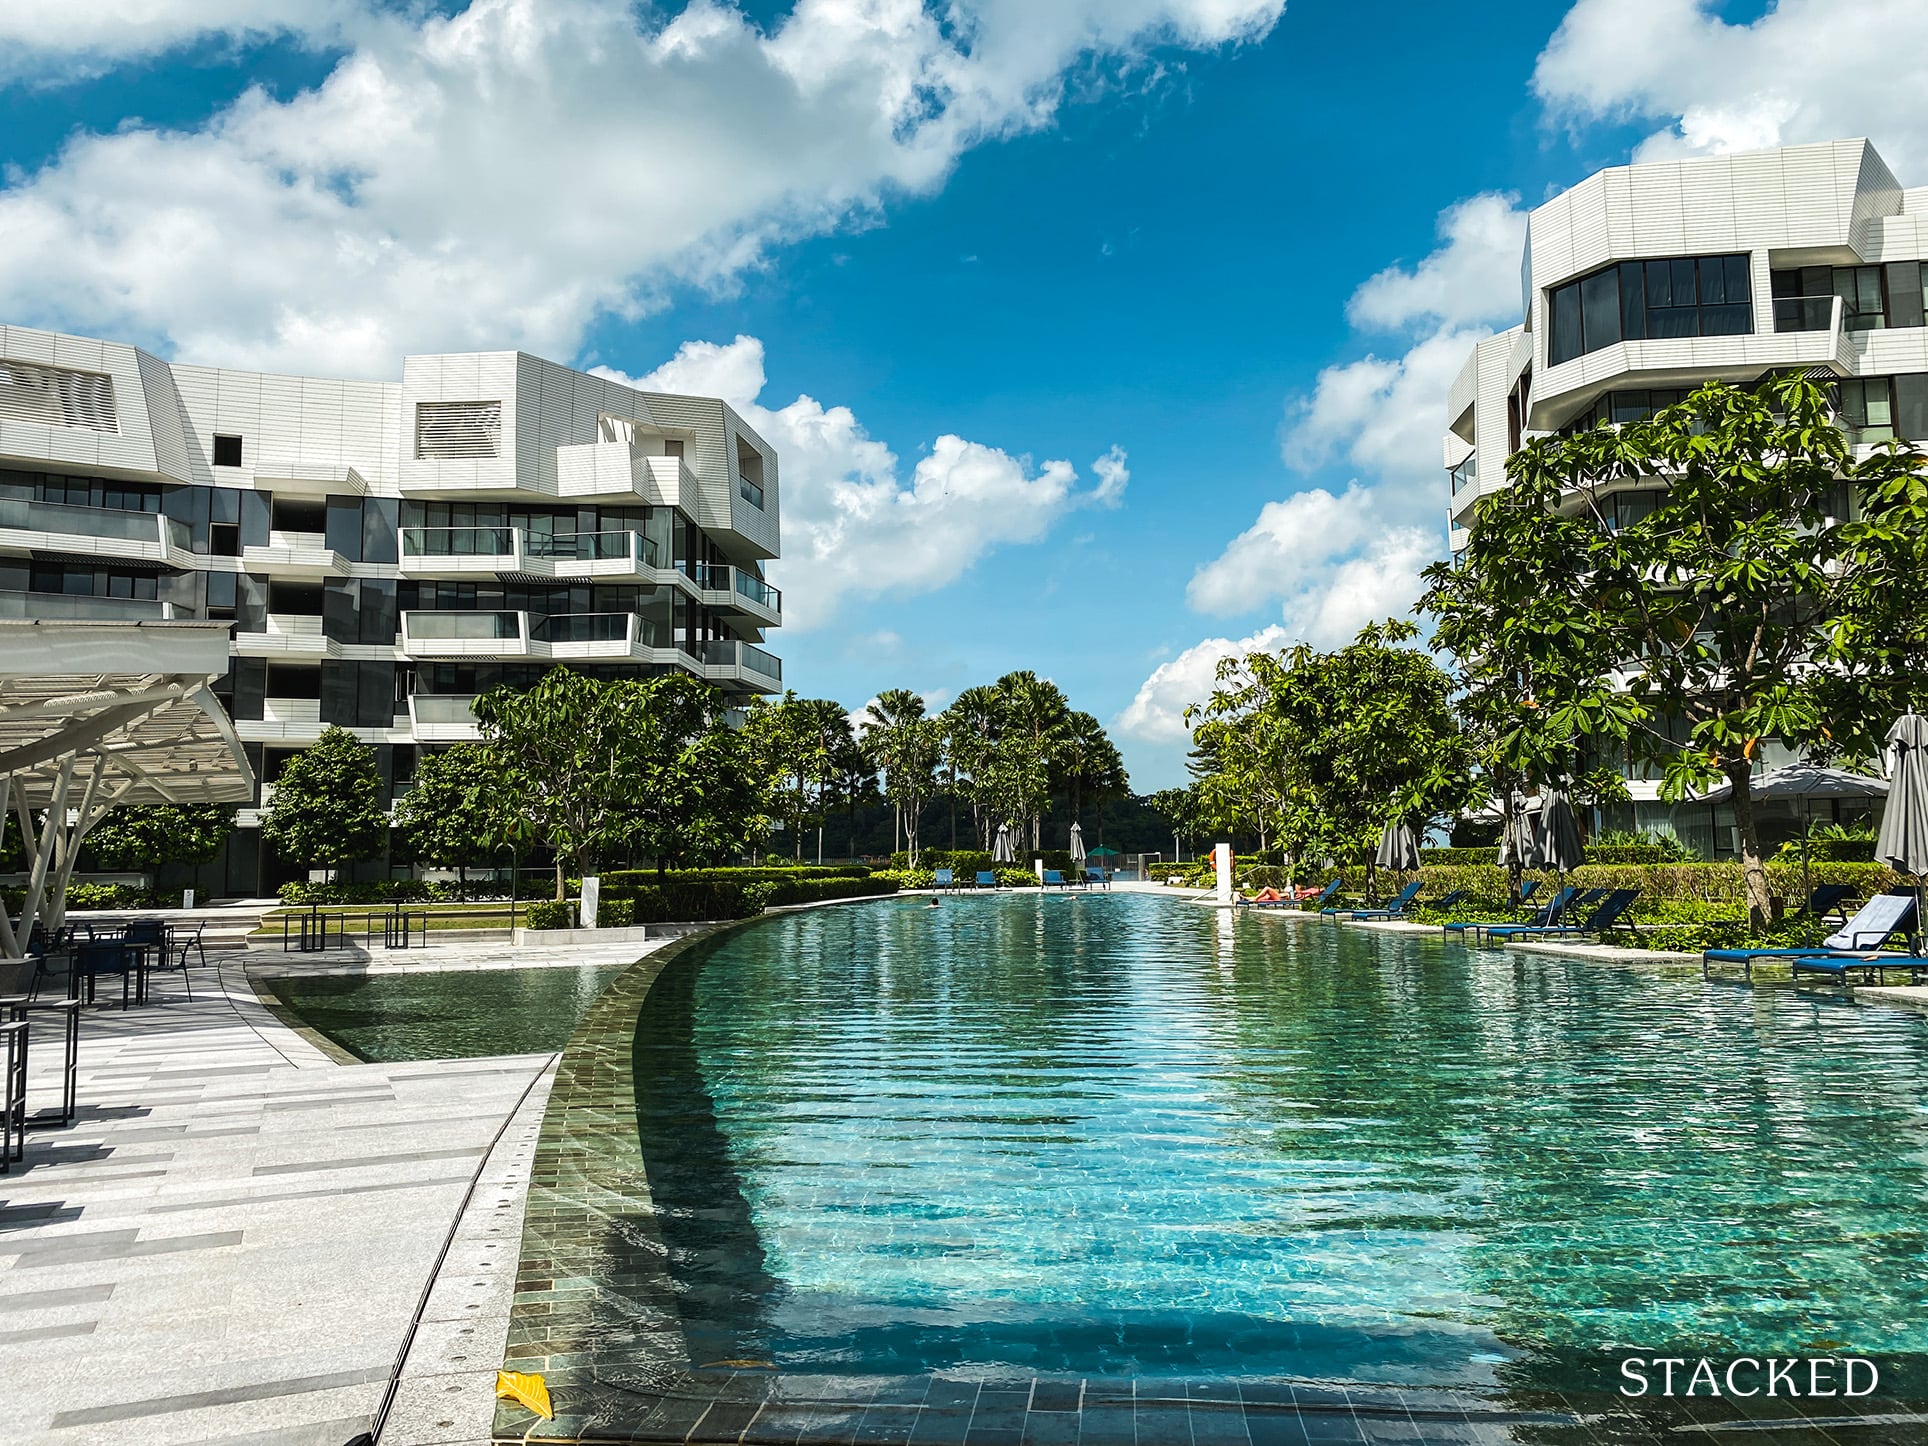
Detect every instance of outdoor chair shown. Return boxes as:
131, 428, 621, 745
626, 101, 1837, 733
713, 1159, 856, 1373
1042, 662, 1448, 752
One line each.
170, 921, 209, 972
1331, 881, 1423, 921
1488, 888, 1641, 943
1703, 893, 1921, 982
1084, 867, 1110, 890
932, 868, 955, 892
1043, 869, 1068, 889
73, 941, 135, 1010
974, 871, 999, 890
1446, 886, 1575, 942
1429, 889, 1469, 914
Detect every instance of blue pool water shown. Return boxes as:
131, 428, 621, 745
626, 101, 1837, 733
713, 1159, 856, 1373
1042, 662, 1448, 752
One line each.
630, 892, 1928, 1398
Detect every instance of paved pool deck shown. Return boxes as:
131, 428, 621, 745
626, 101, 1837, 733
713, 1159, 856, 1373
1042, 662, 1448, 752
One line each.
0, 936, 662, 1446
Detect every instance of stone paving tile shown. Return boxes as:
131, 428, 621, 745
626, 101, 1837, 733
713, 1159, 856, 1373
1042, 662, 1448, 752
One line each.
0, 942, 625, 1444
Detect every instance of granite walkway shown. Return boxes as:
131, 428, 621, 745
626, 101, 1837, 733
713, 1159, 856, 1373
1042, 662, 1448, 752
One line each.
0, 939, 654, 1446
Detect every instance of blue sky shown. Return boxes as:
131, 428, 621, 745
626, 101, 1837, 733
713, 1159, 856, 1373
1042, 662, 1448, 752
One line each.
0, 0, 1914, 790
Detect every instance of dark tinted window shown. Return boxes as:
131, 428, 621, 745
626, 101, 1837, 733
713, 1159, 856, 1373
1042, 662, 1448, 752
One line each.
213, 435, 243, 468
1546, 254, 1752, 363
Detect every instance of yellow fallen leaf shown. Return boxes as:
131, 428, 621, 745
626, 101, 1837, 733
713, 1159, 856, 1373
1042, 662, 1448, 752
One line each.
496, 1370, 554, 1421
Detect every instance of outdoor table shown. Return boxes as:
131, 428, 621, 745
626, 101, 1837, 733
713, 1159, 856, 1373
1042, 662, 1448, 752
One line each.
0, 995, 81, 1127
0, 1018, 25, 1170
71, 938, 142, 1009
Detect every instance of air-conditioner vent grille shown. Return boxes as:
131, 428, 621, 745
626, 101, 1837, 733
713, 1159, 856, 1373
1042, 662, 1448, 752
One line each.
415, 400, 502, 459
0, 360, 118, 434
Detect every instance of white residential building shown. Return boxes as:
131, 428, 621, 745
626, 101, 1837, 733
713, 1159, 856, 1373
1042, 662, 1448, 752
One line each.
1445, 138, 1925, 849
0, 326, 783, 893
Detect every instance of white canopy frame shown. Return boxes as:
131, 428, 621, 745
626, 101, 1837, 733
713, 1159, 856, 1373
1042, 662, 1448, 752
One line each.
0, 622, 252, 961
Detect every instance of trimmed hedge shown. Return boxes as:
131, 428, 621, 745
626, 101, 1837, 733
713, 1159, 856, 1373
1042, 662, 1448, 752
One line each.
1421, 844, 1686, 866
5, 882, 172, 913
279, 879, 433, 905
523, 900, 574, 930
1325, 860, 1904, 914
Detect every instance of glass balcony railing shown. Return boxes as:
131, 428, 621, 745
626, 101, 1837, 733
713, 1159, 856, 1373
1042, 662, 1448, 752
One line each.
1448, 453, 1478, 498
0, 590, 172, 620
702, 638, 782, 682
531, 611, 669, 648
402, 526, 516, 557
735, 570, 780, 611
0, 496, 183, 548
1771, 296, 1835, 333
409, 694, 480, 724
403, 610, 520, 639
402, 526, 665, 571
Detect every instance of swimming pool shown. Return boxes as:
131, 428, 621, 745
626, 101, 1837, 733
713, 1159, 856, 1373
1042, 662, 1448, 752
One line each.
265, 961, 630, 1061
507, 893, 1928, 1440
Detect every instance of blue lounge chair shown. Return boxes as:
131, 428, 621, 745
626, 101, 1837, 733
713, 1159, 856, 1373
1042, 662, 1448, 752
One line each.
932, 868, 955, 892
1043, 869, 1068, 889
1703, 894, 1920, 981
1429, 889, 1469, 913
1332, 881, 1423, 921
1445, 886, 1575, 942
974, 870, 999, 890
1084, 867, 1110, 890
1793, 883, 1853, 923
1489, 888, 1641, 943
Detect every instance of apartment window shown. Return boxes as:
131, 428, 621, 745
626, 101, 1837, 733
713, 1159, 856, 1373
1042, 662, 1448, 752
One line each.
265, 664, 321, 700
1546, 254, 1753, 365
0, 360, 118, 433
267, 580, 324, 615
210, 523, 241, 557
1835, 377, 1896, 444
1558, 388, 1691, 435
271, 496, 326, 534
1773, 265, 1892, 332
664, 439, 684, 458
415, 400, 502, 459
212, 434, 243, 467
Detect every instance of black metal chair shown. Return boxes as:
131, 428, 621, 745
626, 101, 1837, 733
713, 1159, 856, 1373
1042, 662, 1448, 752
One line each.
73, 940, 134, 1009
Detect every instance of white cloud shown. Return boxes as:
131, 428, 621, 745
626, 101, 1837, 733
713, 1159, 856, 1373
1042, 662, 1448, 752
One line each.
0, 0, 359, 81
1535, 0, 1928, 174
1346, 192, 1526, 333
1115, 625, 1291, 743
0, 0, 1284, 375
602, 335, 1126, 630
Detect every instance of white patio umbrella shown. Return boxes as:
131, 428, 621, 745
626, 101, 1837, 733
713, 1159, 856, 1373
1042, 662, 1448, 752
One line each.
992, 823, 1014, 864
1876, 713, 1928, 952
1703, 765, 1890, 908
1069, 822, 1087, 867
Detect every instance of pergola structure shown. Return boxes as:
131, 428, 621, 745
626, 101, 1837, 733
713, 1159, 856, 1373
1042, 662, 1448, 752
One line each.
0, 621, 252, 960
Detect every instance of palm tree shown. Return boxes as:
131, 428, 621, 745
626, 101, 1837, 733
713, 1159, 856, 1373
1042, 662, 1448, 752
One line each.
994, 671, 1071, 850
860, 689, 939, 866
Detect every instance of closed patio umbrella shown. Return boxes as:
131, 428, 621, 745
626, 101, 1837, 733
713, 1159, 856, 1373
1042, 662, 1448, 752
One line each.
1374, 820, 1420, 872
992, 823, 1014, 864
1069, 822, 1087, 866
1498, 793, 1544, 871
1876, 712, 1928, 952
1537, 788, 1585, 876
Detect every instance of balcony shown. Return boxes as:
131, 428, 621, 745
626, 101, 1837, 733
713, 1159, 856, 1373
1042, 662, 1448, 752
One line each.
233, 613, 336, 659
699, 638, 782, 691
0, 496, 190, 566
408, 693, 483, 743
400, 608, 673, 662
399, 526, 666, 582
239, 529, 351, 579
1448, 452, 1478, 500
0, 589, 175, 621
684, 562, 782, 624
400, 609, 530, 658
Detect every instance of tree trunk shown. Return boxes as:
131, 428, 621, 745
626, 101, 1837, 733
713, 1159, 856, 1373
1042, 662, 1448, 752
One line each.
457, 864, 467, 903
553, 858, 565, 901
1727, 763, 1774, 927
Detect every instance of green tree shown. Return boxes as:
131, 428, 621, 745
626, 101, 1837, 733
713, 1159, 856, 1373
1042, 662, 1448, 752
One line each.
861, 689, 940, 865
392, 744, 512, 899
1148, 786, 1206, 861
262, 726, 388, 880
1421, 375, 1928, 923
995, 670, 1071, 850
474, 668, 636, 898
606, 674, 759, 878
83, 804, 237, 871
743, 692, 850, 862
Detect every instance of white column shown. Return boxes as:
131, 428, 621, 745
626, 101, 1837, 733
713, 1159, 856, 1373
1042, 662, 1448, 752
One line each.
1214, 841, 1233, 905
